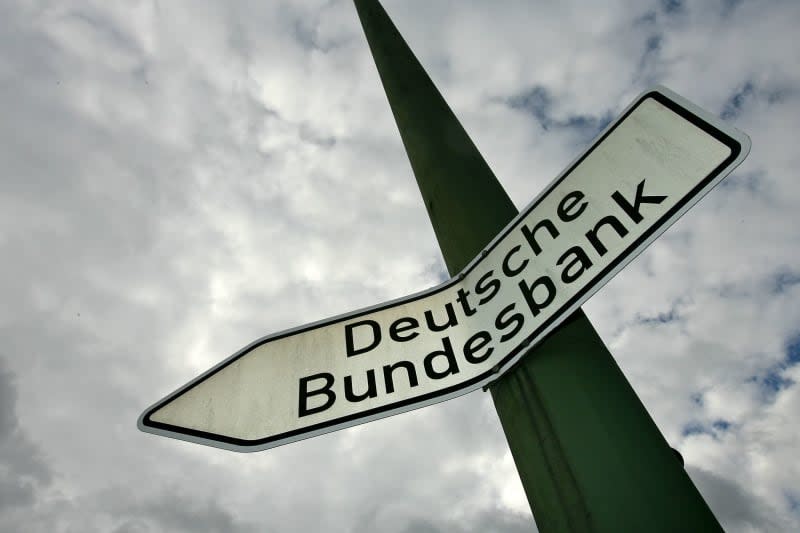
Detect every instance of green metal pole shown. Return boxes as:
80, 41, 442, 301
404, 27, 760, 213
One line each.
353, 1, 723, 531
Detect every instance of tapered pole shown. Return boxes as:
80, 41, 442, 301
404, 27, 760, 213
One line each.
353, 1, 723, 530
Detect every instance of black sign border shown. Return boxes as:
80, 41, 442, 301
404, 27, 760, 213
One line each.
140, 87, 746, 451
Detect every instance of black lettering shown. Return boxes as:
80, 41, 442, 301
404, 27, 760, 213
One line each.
585, 215, 629, 256
501, 245, 529, 277
383, 361, 419, 394
345, 319, 381, 357
612, 179, 667, 223
463, 331, 493, 364
495, 303, 525, 342
475, 270, 501, 305
389, 317, 419, 342
456, 287, 477, 317
344, 370, 378, 402
424, 337, 460, 379
521, 218, 559, 256
519, 275, 556, 317
298, 373, 336, 417
424, 302, 459, 332
556, 246, 593, 283
557, 190, 588, 222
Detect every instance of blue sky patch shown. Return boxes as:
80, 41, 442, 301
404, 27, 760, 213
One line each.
645, 34, 662, 54
712, 419, 731, 432
772, 270, 800, 295
785, 334, 800, 366
508, 86, 551, 126
660, 0, 683, 15
683, 420, 732, 439
744, 333, 800, 398
682, 421, 709, 437
634, 307, 680, 326
786, 491, 800, 514
721, 81, 755, 120
750, 367, 795, 396
721, 0, 745, 17
506, 85, 612, 144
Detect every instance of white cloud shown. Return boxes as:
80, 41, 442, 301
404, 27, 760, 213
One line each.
1, 0, 798, 531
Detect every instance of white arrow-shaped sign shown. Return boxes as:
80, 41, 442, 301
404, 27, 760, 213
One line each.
138, 87, 750, 452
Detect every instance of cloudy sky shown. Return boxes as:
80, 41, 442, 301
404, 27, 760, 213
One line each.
2, 0, 799, 531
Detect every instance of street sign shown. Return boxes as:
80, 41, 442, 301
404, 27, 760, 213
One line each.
138, 86, 750, 452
